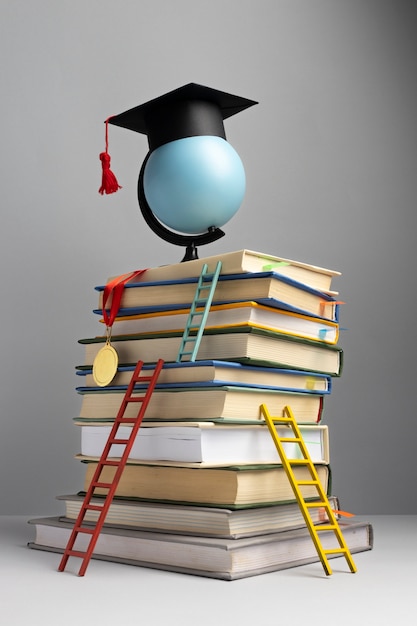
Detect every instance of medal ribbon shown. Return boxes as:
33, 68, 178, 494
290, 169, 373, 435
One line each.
102, 269, 148, 333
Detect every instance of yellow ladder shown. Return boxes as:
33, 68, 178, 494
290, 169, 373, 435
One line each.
260, 403, 357, 576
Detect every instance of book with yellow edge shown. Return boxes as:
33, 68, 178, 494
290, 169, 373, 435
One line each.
98, 301, 339, 344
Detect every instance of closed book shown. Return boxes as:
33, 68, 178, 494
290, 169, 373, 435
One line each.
95, 272, 340, 322
97, 301, 339, 345
75, 385, 324, 423
28, 516, 373, 580
55, 493, 341, 538
103, 249, 341, 293
77, 422, 329, 465
76, 361, 332, 394
79, 327, 343, 376
80, 462, 331, 507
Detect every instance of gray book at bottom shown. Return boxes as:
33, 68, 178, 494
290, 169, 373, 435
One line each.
27, 516, 373, 580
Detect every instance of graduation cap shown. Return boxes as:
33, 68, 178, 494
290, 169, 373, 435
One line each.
107, 82, 258, 152
99, 83, 258, 261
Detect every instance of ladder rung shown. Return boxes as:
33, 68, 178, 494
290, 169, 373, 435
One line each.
133, 377, 154, 384
314, 524, 338, 532
323, 548, 349, 555
110, 439, 130, 445
295, 479, 320, 486
125, 397, 145, 403
117, 418, 138, 424
305, 501, 328, 508
92, 482, 113, 489
99, 460, 121, 466
271, 417, 293, 424
65, 550, 88, 559
287, 459, 310, 465
74, 526, 95, 535
84, 504, 104, 512
279, 437, 302, 443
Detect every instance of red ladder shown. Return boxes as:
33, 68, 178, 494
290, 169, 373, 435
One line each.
58, 358, 164, 576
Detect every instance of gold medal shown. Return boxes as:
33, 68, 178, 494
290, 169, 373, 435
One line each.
92, 328, 118, 387
93, 269, 146, 387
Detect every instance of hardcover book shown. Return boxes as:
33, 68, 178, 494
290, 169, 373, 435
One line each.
79, 327, 343, 376
76, 422, 329, 465
80, 462, 331, 507
76, 361, 332, 394
104, 248, 341, 294
55, 494, 341, 538
97, 301, 340, 344
96, 272, 340, 322
75, 385, 325, 423
28, 516, 373, 581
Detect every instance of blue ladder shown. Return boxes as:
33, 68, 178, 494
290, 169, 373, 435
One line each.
176, 261, 222, 362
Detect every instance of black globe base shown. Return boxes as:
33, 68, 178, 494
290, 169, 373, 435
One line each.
138, 154, 225, 262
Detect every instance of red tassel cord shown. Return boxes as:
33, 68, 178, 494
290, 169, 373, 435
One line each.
98, 117, 122, 195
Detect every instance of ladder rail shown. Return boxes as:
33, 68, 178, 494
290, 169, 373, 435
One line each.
58, 358, 165, 576
260, 403, 357, 576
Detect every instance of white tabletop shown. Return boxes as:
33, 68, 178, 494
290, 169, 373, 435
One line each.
1, 515, 415, 626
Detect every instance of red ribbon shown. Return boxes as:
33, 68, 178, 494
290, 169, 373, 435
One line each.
102, 270, 148, 328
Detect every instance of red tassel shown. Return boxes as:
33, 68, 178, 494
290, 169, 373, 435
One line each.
98, 117, 122, 195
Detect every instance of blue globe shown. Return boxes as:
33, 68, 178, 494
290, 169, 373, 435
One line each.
143, 135, 246, 234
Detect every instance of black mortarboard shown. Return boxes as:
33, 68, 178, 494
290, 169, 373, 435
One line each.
108, 83, 258, 152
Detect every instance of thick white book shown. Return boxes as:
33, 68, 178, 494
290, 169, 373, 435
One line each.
77, 422, 329, 465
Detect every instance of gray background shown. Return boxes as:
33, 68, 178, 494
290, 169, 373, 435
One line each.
1, 0, 415, 516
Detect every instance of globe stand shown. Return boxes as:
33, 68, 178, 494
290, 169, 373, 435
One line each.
138, 154, 225, 262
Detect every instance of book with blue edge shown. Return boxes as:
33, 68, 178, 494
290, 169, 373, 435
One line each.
76, 361, 333, 393
95, 271, 341, 322
101, 248, 342, 294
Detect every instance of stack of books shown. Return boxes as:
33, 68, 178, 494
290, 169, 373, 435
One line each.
28, 249, 373, 579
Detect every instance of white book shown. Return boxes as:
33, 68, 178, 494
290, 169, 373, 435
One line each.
28, 517, 373, 581
77, 422, 329, 466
